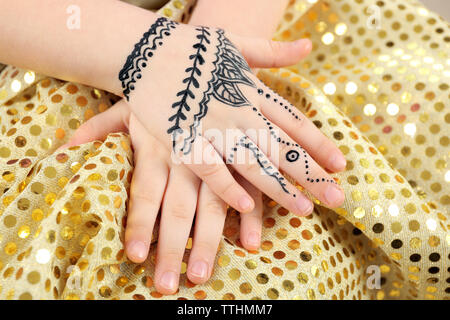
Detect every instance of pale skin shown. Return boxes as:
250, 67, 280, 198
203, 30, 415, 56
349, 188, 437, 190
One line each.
0, 0, 346, 294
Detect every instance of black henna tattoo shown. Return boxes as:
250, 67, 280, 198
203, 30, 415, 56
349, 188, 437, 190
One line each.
227, 136, 290, 194
258, 88, 301, 121
179, 29, 256, 154
286, 150, 300, 162
118, 17, 177, 101
167, 27, 211, 146
251, 106, 336, 185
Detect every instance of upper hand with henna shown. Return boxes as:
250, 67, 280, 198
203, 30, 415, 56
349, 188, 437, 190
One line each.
116, 17, 346, 216
64, 30, 308, 294
66, 23, 344, 294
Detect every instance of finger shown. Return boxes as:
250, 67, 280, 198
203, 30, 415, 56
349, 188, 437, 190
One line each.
154, 166, 200, 295
186, 182, 227, 284
125, 114, 169, 262
217, 129, 313, 216
235, 173, 263, 251
124, 145, 169, 263
244, 110, 345, 208
233, 36, 312, 68
181, 135, 255, 213
256, 84, 346, 172
62, 99, 130, 149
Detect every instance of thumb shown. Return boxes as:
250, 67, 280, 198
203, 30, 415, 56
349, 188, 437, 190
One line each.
59, 99, 130, 150
235, 37, 312, 69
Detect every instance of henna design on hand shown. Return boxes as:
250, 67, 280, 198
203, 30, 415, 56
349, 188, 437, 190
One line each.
118, 17, 177, 101
258, 88, 301, 121
178, 29, 256, 154
227, 136, 290, 194
286, 150, 300, 162
251, 105, 336, 185
167, 27, 211, 146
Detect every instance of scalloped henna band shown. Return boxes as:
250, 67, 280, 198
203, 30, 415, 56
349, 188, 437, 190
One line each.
118, 17, 178, 101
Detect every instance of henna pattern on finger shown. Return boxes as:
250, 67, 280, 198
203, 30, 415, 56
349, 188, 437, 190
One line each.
251, 107, 336, 185
118, 17, 178, 101
257, 88, 301, 121
227, 136, 290, 194
286, 150, 300, 162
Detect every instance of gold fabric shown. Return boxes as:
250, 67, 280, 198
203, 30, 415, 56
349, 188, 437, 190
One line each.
0, 0, 448, 300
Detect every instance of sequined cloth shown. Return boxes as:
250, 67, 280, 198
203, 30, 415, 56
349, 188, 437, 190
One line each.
0, 0, 448, 300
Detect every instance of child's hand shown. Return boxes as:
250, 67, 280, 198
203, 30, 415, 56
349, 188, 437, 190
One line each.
64, 100, 264, 294
117, 18, 346, 217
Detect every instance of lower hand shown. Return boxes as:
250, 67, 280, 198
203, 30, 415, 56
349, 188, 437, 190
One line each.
64, 100, 264, 294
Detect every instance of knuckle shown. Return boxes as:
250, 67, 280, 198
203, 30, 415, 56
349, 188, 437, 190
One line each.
160, 247, 184, 264
274, 185, 291, 201
193, 240, 218, 255
293, 113, 307, 129
125, 223, 151, 238
130, 190, 160, 211
267, 40, 279, 66
169, 203, 192, 222
219, 180, 238, 200
199, 163, 223, 180
242, 214, 262, 227
246, 160, 262, 175
203, 198, 226, 215
268, 40, 281, 54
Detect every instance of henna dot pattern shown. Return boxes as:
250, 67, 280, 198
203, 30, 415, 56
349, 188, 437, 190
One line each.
251, 107, 336, 185
257, 87, 300, 121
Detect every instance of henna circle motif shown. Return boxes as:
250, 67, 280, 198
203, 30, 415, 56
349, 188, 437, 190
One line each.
286, 150, 300, 162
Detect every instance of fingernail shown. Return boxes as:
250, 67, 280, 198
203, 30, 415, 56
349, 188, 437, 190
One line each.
324, 184, 345, 207
329, 153, 347, 172
295, 197, 313, 215
296, 39, 312, 54
247, 231, 260, 248
190, 261, 208, 279
160, 271, 177, 291
126, 241, 147, 262
238, 196, 253, 212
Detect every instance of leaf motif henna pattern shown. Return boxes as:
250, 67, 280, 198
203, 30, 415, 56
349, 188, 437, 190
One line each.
178, 29, 256, 154
167, 27, 211, 146
227, 136, 291, 195
210, 30, 255, 106
251, 106, 337, 185
118, 17, 177, 101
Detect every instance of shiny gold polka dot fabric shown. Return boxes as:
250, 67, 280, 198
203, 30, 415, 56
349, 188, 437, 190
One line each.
0, 0, 448, 300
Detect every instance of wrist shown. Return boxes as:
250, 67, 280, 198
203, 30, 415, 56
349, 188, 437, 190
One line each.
0, 0, 160, 97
